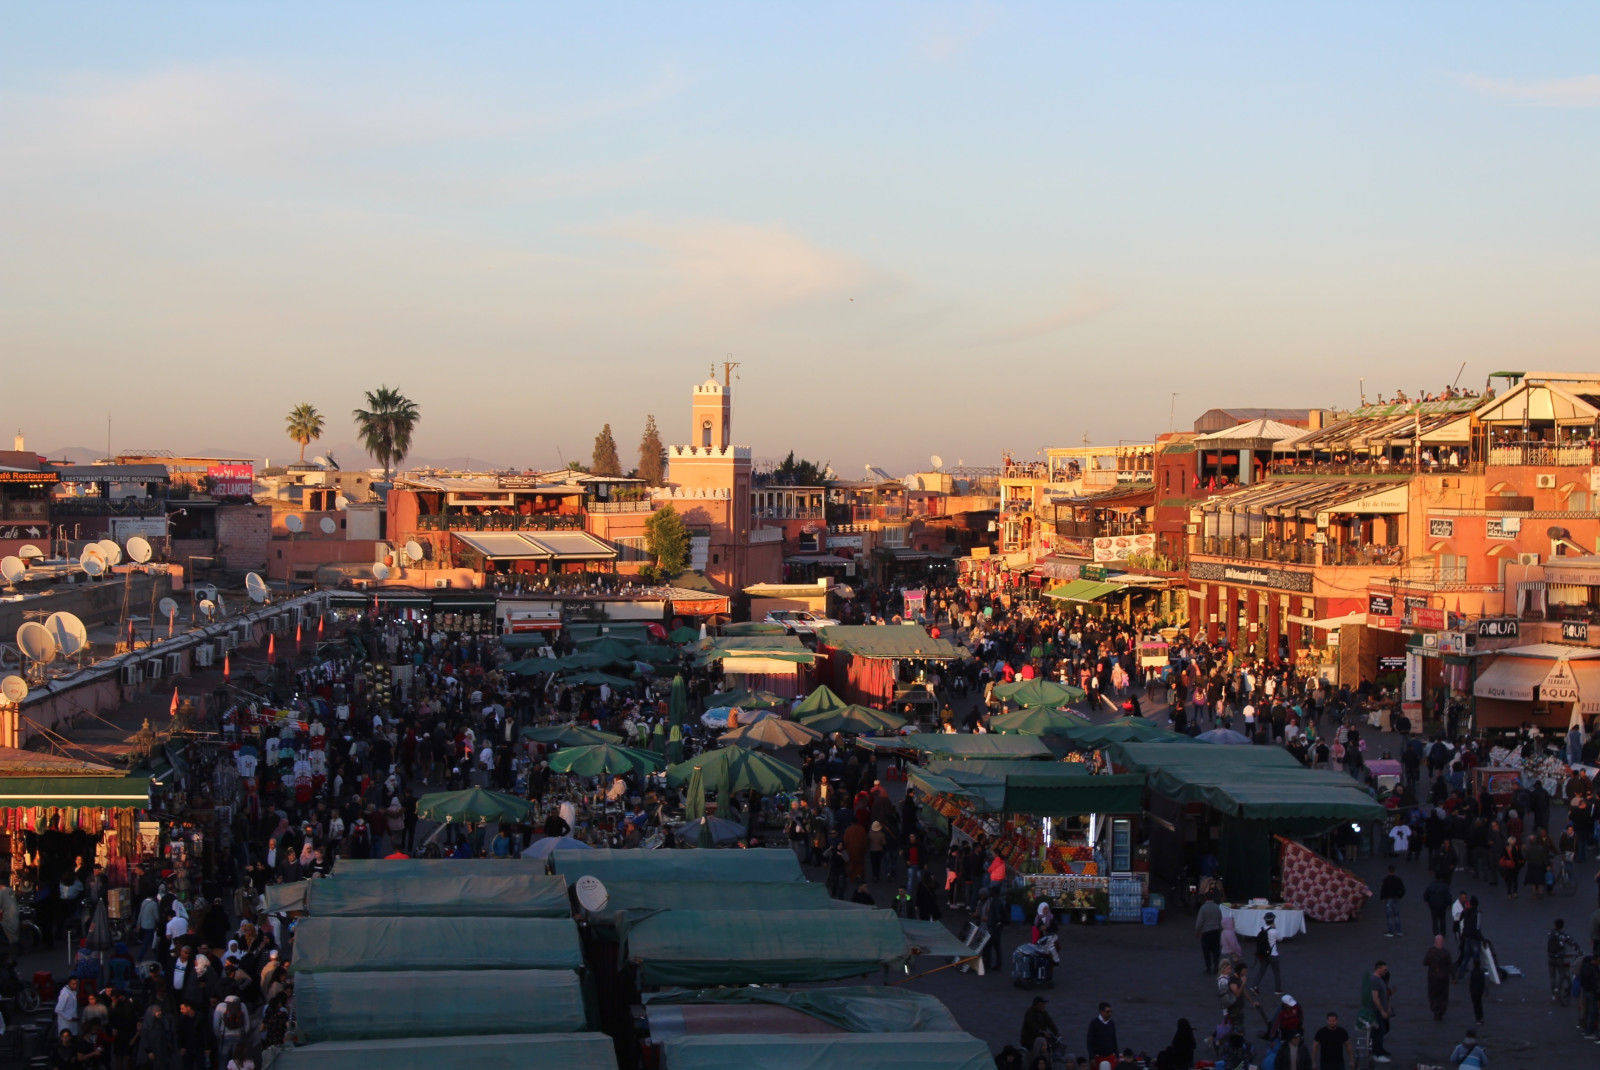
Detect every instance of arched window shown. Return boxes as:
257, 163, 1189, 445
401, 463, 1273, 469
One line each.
702, 420, 712, 447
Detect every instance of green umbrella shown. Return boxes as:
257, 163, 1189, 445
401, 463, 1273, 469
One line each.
415, 788, 535, 826
546, 743, 666, 778
988, 706, 1092, 736
666, 747, 801, 795
992, 678, 1087, 707
685, 764, 706, 823
797, 705, 908, 735
503, 657, 567, 675
716, 780, 731, 827
705, 687, 788, 710
560, 671, 639, 690
521, 724, 624, 746
555, 651, 616, 671
577, 637, 678, 664
650, 721, 665, 753
791, 684, 849, 718
668, 626, 701, 644
666, 724, 684, 765
720, 718, 822, 748
669, 675, 688, 729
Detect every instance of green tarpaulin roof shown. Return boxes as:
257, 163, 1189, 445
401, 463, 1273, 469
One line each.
293, 969, 588, 1043
899, 919, 974, 958
791, 684, 849, 717
913, 759, 1145, 816
0, 775, 151, 808
551, 847, 804, 884
266, 873, 571, 917
1056, 716, 1194, 748
272, 1033, 619, 1070
661, 1033, 993, 1070
643, 987, 962, 1033
582, 879, 831, 937
1044, 579, 1127, 602
620, 908, 911, 985
815, 625, 966, 660
1108, 742, 1386, 825
328, 858, 538, 878
696, 635, 816, 665
860, 734, 1052, 759
290, 916, 583, 973
718, 621, 787, 636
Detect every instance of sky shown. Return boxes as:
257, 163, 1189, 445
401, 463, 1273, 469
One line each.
2, 3, 1597, 475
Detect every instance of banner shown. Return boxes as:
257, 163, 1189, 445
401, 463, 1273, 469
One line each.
1092, 532, 1155, 563
208, 464, 255, 497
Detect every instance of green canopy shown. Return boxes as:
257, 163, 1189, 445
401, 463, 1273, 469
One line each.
1059, 715, 1192, 748
900, 918, 975, 958
661, 1033, 992, 1070
582, 879, 832, 937
550, 847, 803, 884
908, 759, 1143, 815
619, 909, 911, 985
521, 724, 624, 746
1109, 742, 1386, 824
704, 687, 789, 709
547, 743, 665, 778
797, 705, 908, 735
987, 707, 1091, 736
718, 621, 787, 636
991, 678, 1086, 707
669, 675, 688, 728
273, 1034, 619, 1070
861, 734, 1052, 759
266, 874, 571, 918
294, 969, 588, 1043
668, 626, 701, 644
642, 986, 961, 1033
815, 625, 966, 660
665, 747, 801, 794
576, 636, 677, 663
289, 916, 583, 973
323, 858, 536, 879
1044, 579, 1127, 602
560, 671, 639, 690
791, 684, 849, 718
0, 775, 151, 809
503, 657, 568, 675
416, 788, 536, 825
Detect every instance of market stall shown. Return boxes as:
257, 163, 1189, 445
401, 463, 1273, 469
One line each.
293, 969, 590, 1043
0, 764, 153, 895
273, 1034, 619, 1070
617, 908, 914, 986
659, 1033, 993, 1070
550, 846, 805, 885
289, 916, 585, 973
813, 625, 966, 708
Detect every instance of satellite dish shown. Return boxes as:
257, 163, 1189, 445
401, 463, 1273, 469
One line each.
931, 454, 943, 470
0, 676, 27, 705
285, 515, 304, 533
1, 556, 24, 584
96, 539, 122, 566
125, 536, 153, 564
372, 562, 391, 581
404, 541, 424, 562
313, 456, 330, 469
246, 573, 269, 604
44, 612, 88, 657
335, 494, 349, 510
319, 517, 337, 534
80, 551, 106, 577
199, 599, 216, 619
18, 545, 43, 560
158, 597, 179, 619
574, 875, 609, 913
16, 622, 57, 664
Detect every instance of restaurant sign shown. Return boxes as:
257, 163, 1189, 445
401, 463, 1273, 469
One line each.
1562, 620, 1589, 642
1539, 660, 1580, 703
207, 464, 255, 498
1428, 517, 1454, 538
1476, 618, 1520, 638
1092, 532, 1155, 562
1485, 517, 1521, 540
1190, 561, 1314, 594
1368, 594, 1393, 616
1410, 607, 1446, 630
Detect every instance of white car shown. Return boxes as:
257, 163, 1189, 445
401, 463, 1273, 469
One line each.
763, 610, 839, 636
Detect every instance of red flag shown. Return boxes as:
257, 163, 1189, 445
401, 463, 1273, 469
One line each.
267, 634, 276, 664
169, 687, 179, 717
223, 652, 230, 678
317, 614, 324, 637
295, 620, 302, 644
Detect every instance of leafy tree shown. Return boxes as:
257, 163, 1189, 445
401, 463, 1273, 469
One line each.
643, 504, 691, 580
771, 450, 830, 486
352, 385, 420, 479
637, 415, 666, 485
284, 403, 325, 463
592, 423, 622, 476
565, 460, 591, 473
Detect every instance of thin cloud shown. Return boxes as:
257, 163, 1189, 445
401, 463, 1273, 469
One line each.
959, 288, 1118, 347
919, 3, 997, 63
1457, 73, 1600, 108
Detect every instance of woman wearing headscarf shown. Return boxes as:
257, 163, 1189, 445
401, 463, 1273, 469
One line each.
1219, 914, 1244, 963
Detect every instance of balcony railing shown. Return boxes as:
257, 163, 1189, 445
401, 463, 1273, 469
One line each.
51, 496, 166, 516
1, 500, 50, 522
1487, 442, 1600, 467
1054, 520, 1148, 539
416, 513, 582, 531
1268, 459, 1478, 477
1322, 542, 1405, 567
754, 507, 826, 520
1191, 535, 1317, 565
586, 500, 656, 514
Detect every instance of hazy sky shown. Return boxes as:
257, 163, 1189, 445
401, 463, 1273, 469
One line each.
3, 4, 1597, 475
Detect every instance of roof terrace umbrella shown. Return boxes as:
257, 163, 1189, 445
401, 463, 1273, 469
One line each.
521, 835, 591, 859
415, 788, 536, 826
992, 678, 1087, 708
988, 706, 1092, 736
720, 718, 822, 749
547, 743, 666, 778
521, 724, 623, 747
797, 705, 908, 735
705, 687, 788, 710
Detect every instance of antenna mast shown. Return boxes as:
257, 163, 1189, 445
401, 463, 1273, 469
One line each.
722, 359, 740, 388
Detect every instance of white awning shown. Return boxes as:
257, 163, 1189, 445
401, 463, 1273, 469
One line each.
454, 532, 551, 559
1308, 612, 1367, 630
1473, 657, 1550, 702
452, 530, 617, 561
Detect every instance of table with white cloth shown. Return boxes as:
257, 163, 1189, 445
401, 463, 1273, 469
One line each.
1221, 904, 1306, 939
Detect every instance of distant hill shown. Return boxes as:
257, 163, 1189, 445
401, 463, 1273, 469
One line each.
39, 446, 103, 464
41, 443, 508, 472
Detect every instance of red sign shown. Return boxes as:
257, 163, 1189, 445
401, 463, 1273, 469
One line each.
1411, 607, 1446, 630
208, 464, 255, 498
1370, 615, 1402, 630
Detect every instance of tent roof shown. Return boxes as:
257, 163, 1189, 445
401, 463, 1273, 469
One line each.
1054, 716, 1194, 749
1043, 579, 1126, 602
619, 908, 911, 985
642, 987, 962, 1034
265, 873, 571, 918
914, 759, 1145, 815
1192, 418, 1306, 445
860, 734, 1052, 759
581, 879, 832, 937
791, 684, 849, 717
660, 1033, 993, 1070
289, 916, 583, 974
293, 969, 588, 1044
1106, 742, 1385, 824
550, 847, 804, 884
816, 625, 966, 660
0, 775, 150, 809
272, 1034, 619, 1070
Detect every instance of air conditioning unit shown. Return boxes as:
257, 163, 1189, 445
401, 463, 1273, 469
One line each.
119, 663, 142, 686
217, 634, 235, 653
164, 652, 184, 676
1518, 553, 1541, 566
1536, 473, 1557, 489
235, 625, 253, 645
194, 643, 214, 667
144, 659, 163, 680
433, 579, 450, 589
193, 584, 218, 603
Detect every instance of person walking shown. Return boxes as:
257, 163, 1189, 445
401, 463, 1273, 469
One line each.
1312, 1011, 1353, 1070
980, 888, 1007, 973
1498, 837, 1524, 898
1378, 866, 1405, 938
1422, 935, 1453, 1021
1251, 912, 1283, 994
1086, 1003, 1117, 1066
1448, 1029, 1486, 1069
1361, 961, 1394, 1063
1196, 894, 1223, 974
1020, 996, 1058, 1062
1422, 876, 1453, 937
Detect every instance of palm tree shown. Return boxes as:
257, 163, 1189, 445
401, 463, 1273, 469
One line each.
284, 403, 325, 463
352, 386, 420, 479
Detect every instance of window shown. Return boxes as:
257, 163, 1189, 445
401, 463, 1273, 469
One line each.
712, 553, 719, 564
614, 536, 650, 562
1438, 554, 1467, 583
702, 421, 712, 447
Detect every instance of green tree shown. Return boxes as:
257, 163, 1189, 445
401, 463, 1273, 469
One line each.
565, 460, 591, 473
637, 414, 666, 485
592, 423, 622, 476
284, 403, 325, 463
352, 385, 420, 479
771, 450, 830, 486
643, 504, 691, 580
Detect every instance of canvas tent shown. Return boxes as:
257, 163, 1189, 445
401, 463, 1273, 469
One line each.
908, 759, 1145, 817
265, 873, 571, 918
289, 916, 583, 973
551, 847, 804, 885
293, 969, 588, 1043
858, 734, 1052, 760
660, 1033, 993, 1070
580, 879, 832, 938
619, 909, 912, 985
271, 1034, 618, 1070
642, 987, 962, 1034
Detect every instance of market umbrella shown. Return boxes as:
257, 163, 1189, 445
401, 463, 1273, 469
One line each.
720, 718, 822, 749
797, 705, 908, 735
1074, 715, 1185, 745
685, 764, 707, 823
560, 671, 639, 691
705, 687, 788, 710
666, 747, 802, 795
1196, 728, 1254, 745
679, 816, 744, 846
521, 724, 623, 746
992, 678, 1087, 707
666, 724, 684, 765
578, 637, 677, 664
415, 788, 536, 825
503, 657, 567, 675
554, 651, 615, 671
546, 743, 665, 778
988, 706, 1092, 736
669, 675, 688, 729
85, 899, 114, 953
521, 835, 591, 859
791, 684, 849, 718
668, 626, 701, 644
